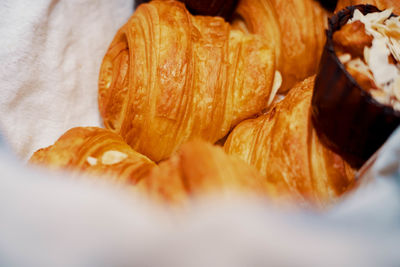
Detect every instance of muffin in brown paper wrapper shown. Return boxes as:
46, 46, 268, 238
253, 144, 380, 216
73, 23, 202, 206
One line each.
312, 4, 400, 168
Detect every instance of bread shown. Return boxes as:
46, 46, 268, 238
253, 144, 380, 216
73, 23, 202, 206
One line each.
98, 0, 278, 162
232, 0, 329, 92
29, 127, 155, 185
224, 77, 355, 206
30, 1, 358, 208
137, 140, 281, 206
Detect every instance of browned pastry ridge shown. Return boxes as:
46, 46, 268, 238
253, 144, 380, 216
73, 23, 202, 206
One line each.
137, 140, 281, 206
29, 127, 155, 185
99, 0, 278, 162
336, 0, 400, 14
224, 77, 355, 206
30, 129, 281, 205
232, 0, 329, 92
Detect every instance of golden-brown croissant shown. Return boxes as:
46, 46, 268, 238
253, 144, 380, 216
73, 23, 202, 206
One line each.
224, 77, 355, 206
232, 0, 329, 92
137, 140, 281, 206
99, 0, 278, 162
29, 127, 155, 185
336, 0, 400, 14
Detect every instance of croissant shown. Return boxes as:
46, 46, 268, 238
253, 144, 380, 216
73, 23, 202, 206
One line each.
99, 0, 278, 162
29, 127, 155, 185
137, 140, 282, 206
224, 77, 355, 206
336, 0, 400, 13
232, 0, 329, 91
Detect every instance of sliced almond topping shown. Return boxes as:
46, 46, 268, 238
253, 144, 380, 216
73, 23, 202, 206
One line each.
368, 38, 398, 88
267, 71, 282, 106
86, 156, 98, 166
339, 53, 352, 64
393, 102, 400, 111
370, 90, 387, 103
101, 150, 128, 165
343, 9, 400, 110
388, 37, 400, 62
346, 58, 374, 80
364, 46, 370, 65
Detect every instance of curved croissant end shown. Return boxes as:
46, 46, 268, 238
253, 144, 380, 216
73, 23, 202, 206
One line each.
137, 140, 284, 206
99, 0, 276, 162
224, 77, 355, 207
29, 127, 155, 185
232, 0, 329, 92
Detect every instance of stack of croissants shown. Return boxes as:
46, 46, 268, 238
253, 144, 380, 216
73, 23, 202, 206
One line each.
29, 0, 399, 208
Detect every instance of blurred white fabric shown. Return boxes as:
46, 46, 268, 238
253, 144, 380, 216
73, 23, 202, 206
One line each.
0, 0, 132, 160
0, 0, 400, 266
0, 130, 400, 267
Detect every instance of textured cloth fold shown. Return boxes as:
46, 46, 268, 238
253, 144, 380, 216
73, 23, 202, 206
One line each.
0, 0, 132, 160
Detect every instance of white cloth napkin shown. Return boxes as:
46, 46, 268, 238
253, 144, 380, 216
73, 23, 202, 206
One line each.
0, 1, 400, 266
0, 0, 132, 160
0, 140, 399, 266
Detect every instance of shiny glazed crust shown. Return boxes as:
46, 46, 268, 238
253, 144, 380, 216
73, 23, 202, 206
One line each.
232, 0, 328, 92
224, 77, 355, 206
29, 127, 155, 185
99, 0, 276, 162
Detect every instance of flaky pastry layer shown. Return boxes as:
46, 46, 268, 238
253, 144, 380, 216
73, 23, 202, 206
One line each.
137, 140, 282, 206
224, 77, 355, 206
29, 127, 155, 185
99, 0, 276, 162
232, 0, 328, 91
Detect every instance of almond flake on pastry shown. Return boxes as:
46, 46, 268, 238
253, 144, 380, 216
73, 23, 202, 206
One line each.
101, 150, 128, 165
338, 9, 400, 110
86, 156, 98, 166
